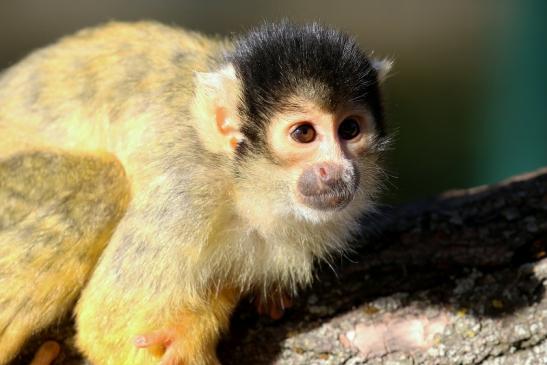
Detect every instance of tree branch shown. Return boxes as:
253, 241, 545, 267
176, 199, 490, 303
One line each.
15, 168, 547, 365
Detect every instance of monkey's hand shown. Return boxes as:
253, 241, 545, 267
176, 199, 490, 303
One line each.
134, 327, 222, 365
254, 292, 293, 320
132, 293, 294, 364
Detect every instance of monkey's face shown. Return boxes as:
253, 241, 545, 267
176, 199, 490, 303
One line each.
264, 101, 382, 221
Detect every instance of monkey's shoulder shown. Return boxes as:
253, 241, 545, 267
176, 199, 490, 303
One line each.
0, 21, 223, 146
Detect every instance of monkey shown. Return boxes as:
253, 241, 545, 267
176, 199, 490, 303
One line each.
0, 21, 391, 364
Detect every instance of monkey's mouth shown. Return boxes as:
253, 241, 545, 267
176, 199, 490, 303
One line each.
298, 190, 354, 211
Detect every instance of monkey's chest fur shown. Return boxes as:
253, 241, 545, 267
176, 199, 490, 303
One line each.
100, 170, 360, 300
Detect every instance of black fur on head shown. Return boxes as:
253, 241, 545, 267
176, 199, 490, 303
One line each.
228, 21, 386, 157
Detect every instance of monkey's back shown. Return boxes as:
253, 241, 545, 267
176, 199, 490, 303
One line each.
0, 21, 225, 163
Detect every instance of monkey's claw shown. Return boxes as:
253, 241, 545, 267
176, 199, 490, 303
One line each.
255, 293, 293, 320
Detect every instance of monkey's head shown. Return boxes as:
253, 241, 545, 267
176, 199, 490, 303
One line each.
192, 22, 391, 225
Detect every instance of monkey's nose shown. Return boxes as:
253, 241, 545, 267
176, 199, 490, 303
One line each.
297, 162, 357, 210
315, 162, 344, 187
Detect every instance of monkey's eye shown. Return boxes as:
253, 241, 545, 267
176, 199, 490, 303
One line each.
290, 124, 316, 143
338, 118, 361, 140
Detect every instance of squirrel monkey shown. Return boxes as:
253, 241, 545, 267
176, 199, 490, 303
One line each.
0, 21, 391, 364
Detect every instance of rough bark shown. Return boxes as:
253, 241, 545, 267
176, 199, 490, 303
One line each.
16, 167, 547, 365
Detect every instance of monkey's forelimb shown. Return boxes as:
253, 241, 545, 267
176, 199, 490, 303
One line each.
0, 151, 130, 364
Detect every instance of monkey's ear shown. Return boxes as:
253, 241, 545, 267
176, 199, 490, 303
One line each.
191, 64, 244, 155
372, 58, 393, 84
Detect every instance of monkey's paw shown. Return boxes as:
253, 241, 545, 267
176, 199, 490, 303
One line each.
135, 329, 220, 365
134, 330, 179, 365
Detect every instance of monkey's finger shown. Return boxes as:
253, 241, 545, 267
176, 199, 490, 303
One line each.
255, 300, 267, 316
280, 294, 293, 309
29, 341, 60, 365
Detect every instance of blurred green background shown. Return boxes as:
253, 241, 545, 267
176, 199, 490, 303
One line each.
1, 0, 545, 203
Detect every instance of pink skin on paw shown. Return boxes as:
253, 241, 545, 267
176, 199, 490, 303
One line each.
135, 329, 182, 365
134, 330, 174, 348
340, 313, 449, 358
